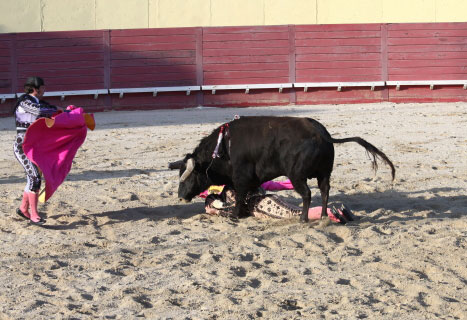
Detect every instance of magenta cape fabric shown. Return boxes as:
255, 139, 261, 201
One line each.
260, 179, 294, 191
199, 179, 294, 198
23, 107, 90, 202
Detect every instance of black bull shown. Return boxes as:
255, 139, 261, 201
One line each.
171, 116, 395, 222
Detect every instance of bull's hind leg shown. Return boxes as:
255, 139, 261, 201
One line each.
317, 175, 331, 219
289, 178, 311, 223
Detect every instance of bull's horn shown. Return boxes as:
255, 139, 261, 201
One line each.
168, 160, 184, 170
180, 158, 195, 182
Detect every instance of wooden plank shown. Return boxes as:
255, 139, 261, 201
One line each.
111, 79, 196, 88
203, 77, 290, 85
0, 65, 10, 73
112, 73, 196, 83
196, 27, 203, 106
388, 23, 467, 31
203, 47, 289, 57
388, 51, 466, 60
111, 42, 196, 52
297, 68, 381, 77
111, 28, 197, 37
111, 57, 196, 67
203, 39, 289, 49
297, 60, 381, 69
112, 92, 196, 110
204, 55, 288, 64
10, 33, 17, 93
388, 66, 466, 75
16, 37, 103, 48
288, 24, 296, 104
0, 49, 10, 57
18, 76, 104, 88
388, 37, 467, 46
112, 65, 197, 75
203, 91, 291, 107
0, 41, 11, 49
388, 59, 467, 68
204, 26, 288, 34
381, 24, 389, 100
204, 70, 289, 80
296, 30, 381, 39
387, 74, 467, 81
296, 74, 382, 82
203, 62, 288, 72
103, 30, 110, 99
296, 46, 381, 54
18, 45, 104, 56
111, 50, 195, 60
18, 67, 104, 78
18, 52, 104, 63
388, 29, 467, 38
16, 30, 103, 40
296, 88, 384, 104
389, 86, 467, 103
387, 44, 466, 52
0, 57, 11, 64
296, 24, 381, 32
296, 38, 380, 47
204, 32, 289, 42
19, 60, 104, 71
111, 34, 197, 45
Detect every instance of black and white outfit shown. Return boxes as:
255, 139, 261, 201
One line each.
13, 94, 57, 192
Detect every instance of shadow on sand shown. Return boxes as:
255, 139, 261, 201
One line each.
40, 187, 466, 231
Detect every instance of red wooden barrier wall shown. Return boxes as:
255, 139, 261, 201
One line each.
202, 25, 291, 107
0, 34, 14, 95
387, 23, 467, 102
109, 28, 199, 110
295, 23, 386, 104
0, 22, 465, 116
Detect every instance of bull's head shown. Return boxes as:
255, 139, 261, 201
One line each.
172, 156, 210, 203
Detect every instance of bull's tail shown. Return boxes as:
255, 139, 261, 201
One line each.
330, 137, 396, 180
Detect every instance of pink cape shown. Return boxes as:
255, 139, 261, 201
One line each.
23, 106, 94, 202
260, 179, 294, 191
199, 179, 294, 198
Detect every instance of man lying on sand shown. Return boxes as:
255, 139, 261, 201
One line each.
203, 185, 355, 224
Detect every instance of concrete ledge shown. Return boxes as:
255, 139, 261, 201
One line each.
294, 82, 385, 92
0, 94, 16, 103
109, 86, 201, 98
386, 80, 467, 90
202, 83, 293, 94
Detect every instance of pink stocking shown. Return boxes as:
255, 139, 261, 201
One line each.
19, 192, 30, 218
27, 192, 41, 222
308, 207, 340, 223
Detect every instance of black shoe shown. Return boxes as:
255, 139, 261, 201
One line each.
16, 208, 30, 220
29, 217, 46, 225
340, 204, 356, 221
330, 207, 347, 224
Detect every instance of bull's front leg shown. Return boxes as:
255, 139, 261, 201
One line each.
232, 190, 249, 219
231, 165, 257, 219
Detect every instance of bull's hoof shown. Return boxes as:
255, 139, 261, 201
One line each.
299, 215, 309, 223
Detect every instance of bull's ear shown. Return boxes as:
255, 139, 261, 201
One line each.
168, 160, 184, 170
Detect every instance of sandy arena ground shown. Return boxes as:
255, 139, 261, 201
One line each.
0, 102, 466, 319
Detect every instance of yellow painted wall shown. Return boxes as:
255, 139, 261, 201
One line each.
0, 0, 465, 33
0, 0, 42, 33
